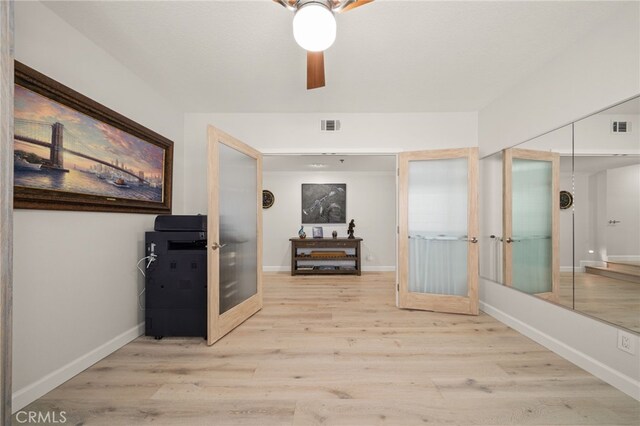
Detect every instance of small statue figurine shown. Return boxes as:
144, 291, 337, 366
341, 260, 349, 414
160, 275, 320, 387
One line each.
347, 219, 355, 239
298, 226, 306, 239
332, 230, 338, 239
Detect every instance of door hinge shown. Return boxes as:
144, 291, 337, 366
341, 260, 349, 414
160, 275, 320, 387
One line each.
397, 283, 399, 292
397, 168, 399, 177
397, 225, 399, 234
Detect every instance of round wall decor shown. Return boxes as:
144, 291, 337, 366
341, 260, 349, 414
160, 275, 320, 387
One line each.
262, 190, 275, 209
560, 190, 573, 209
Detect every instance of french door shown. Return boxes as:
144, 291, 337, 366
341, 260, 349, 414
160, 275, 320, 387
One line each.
503, 148, 559, 302
207, 126, 263, 345
398, 148, 479, 315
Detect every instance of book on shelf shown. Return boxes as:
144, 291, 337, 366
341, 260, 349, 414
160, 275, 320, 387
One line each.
310, 250, 347, 257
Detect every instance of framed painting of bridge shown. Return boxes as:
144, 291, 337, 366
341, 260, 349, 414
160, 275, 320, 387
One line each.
13, 61, 173, 214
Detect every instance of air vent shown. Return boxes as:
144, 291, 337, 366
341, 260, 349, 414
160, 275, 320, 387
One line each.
612, 121, 631, 133
321, 119, 341, 131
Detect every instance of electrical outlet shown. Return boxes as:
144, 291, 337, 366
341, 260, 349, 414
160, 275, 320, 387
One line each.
617, 330, 636, 355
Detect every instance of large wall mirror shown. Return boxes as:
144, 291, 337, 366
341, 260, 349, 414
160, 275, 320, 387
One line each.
480, 96, 640, 334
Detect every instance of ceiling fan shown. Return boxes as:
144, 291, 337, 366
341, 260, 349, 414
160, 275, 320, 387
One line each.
273, 0, 374, 90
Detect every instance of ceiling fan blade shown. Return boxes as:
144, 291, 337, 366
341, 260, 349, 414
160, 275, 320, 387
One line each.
272, 0, 296, 10
339, 0, 374, 13
307, 51, 325, 90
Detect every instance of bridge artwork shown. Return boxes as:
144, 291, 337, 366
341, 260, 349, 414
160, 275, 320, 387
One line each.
14, 61, 172, 213
15, 118, 150, 184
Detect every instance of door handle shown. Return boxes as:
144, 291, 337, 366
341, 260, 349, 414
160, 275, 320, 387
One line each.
505, 237, 514, 244
211, 242, 227, 250
608, 220, 621, 224
469, 237, 478, 243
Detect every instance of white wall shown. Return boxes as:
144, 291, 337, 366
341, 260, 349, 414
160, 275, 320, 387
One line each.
592, 170, 608, 262
564, 172, 591, 270
605, 164, 640, 259
478, 152, 503, 282
263, 171, 396, 271
183, 112, 477, 213
575, 109, 640, 263
580, 164, 640, 266
575, 113, 640, 155
558, 170, 592, 271
12, 2, 184, 411
478, 7, 640, 399
479, 8, 640, 157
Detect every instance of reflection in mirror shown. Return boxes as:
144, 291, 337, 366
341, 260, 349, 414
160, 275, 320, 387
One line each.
480, 152, 503, 283
480, 125, 571, 299
480, 98, 640, 334
572, 97, 640, 332
504, 148, 559, 302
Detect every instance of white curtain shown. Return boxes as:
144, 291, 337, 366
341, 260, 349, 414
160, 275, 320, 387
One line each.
409, 235, 468, 296
407, 158, 469, 296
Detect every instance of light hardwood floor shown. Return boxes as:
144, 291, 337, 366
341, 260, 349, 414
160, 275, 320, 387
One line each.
17, 272, 639, 425
558, 272, 640, 333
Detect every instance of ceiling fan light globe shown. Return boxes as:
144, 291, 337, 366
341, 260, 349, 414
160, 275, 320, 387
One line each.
293, 3, 336, 52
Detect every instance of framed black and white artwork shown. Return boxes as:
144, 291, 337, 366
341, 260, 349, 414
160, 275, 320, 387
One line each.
301, 183, 346, 224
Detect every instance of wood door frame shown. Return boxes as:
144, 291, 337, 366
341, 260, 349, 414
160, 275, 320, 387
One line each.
0, 2, 13, 422
207, 125, 263, 345
502, 147, 560, 302
398, 148, 479, 315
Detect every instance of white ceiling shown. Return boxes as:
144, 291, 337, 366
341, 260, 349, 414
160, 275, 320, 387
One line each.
44, 0, 634, 113
263, 154, 396, 172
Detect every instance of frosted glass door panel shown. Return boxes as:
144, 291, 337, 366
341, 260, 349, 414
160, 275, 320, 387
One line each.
218, 143, 258, 314
207, 126, 262, 346
408, 157, 468, 296
398, 148, 478, 315
511, 158, 552, 294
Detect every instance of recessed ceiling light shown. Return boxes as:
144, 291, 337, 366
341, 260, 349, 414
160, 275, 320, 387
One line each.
309, 163, 327, 168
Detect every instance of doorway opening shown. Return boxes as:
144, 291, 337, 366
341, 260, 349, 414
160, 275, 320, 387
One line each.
261, 153, 398, 275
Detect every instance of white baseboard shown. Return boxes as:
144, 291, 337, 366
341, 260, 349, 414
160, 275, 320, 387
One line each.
480, 301, 640, 401
263, 266, 396, 273
12, 322, 144, 413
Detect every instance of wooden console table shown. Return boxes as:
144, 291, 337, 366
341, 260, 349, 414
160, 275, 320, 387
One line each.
290, 237, 362, 276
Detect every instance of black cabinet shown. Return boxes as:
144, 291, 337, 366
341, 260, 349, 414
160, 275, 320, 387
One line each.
145, 231, 207, 339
